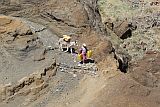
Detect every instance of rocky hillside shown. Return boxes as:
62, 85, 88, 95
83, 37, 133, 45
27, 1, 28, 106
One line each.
0, 0, 160, 107
98, 0, 160, 61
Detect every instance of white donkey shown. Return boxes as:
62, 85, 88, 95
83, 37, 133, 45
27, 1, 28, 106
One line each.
69, 40, 78, 54
58, 38, 69, 52
58, 38, 78, 54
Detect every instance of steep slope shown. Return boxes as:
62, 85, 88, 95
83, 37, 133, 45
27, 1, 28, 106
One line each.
0, 0, 160, 107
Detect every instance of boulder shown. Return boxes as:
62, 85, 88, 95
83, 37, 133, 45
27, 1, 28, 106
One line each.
0, 26, 6, 34
113, 20, 132, 39
0, 16, 12, 26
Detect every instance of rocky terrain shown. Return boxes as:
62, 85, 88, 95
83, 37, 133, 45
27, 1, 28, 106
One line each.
0, 0, 160, 107
98, 0, 160, 61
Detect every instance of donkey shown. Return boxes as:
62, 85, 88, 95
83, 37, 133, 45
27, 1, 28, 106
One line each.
68, 40, 78, 54
58, 38, 69, 52
58, 38, 78, 54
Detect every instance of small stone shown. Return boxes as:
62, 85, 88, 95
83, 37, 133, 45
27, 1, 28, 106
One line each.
78, 63, 82, 67
73, 74, 77, 78
56, 89, 59, 92
60, 68, 65, 72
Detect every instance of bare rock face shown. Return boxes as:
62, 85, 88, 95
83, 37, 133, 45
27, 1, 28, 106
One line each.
93, 41, 112, 62
0, 16, 40, 61
0, 15, 58, 87
0, 0, 106, 35
0, 59, 57, 103
0, 15, 32, 35
43, 0, 89, 28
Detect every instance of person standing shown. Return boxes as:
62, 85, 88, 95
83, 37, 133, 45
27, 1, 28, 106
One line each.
79, 43, 88, 64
